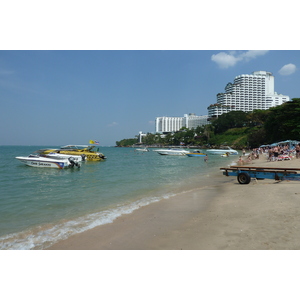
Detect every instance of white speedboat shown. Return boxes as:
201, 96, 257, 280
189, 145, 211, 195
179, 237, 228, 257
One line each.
134, 148, 149, 152
15, 154, 81, 169
153, 148, 190, 156
206, 146, 238, 155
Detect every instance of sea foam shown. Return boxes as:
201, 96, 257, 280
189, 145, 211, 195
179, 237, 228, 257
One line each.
0, 193, 176, 250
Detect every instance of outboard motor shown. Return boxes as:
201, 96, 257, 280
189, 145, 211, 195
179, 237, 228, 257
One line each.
99, 153, 107, 160
81, 154, 86, 161
68, 157, 75, 168
68, 157, 80, 168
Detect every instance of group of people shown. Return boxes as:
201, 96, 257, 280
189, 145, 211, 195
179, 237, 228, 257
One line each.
238, 148, 260, 165
262, 144, 298, 161
237, 143, 300, 165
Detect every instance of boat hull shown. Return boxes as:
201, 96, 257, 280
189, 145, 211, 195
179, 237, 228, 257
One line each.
135, 148, 149, 152
206, 148, 238, 155
154, 149, 189, 156
16, 157, 70, 169
15, 155, 82, 169
186, 153, 206, 157
207, 151, 238, 155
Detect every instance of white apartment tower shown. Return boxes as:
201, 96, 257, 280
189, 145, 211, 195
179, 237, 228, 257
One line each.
183, 113, 209, 129
155, 116, 183, 133
208, 71, 290, 118
155, 114, 209, 133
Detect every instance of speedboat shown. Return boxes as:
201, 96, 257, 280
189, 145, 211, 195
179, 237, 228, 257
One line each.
38, 145, 106, 161
153, 148, 190, 156
15, 154, 81, 169
206, 146, 238, 155
134, 148, 149, 152
221, 153, 230, 157
186, 150, 206, 157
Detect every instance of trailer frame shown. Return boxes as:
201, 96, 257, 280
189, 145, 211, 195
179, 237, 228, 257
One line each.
220, 166, 300, 184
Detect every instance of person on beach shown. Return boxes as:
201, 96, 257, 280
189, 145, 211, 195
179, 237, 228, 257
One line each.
238, 156, 244, 166
204, 154, 208, 163
273, 146, 279, 161
296, 144, 300, 159
268, 148, 273, 161
247, 154, 253, 163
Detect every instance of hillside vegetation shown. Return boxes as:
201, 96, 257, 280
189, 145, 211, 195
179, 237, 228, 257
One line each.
116, 98, 300, 148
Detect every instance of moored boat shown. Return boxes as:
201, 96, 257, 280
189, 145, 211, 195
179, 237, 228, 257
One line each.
15, 154, 81, 169
38, 145, 106, 161
134, 148, 149, 152
206, 146, 238, 155
186, 150, 206, 157
153, 148, 190, 156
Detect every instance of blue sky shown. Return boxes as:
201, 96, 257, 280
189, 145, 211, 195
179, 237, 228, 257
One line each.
0, 50, 299, 146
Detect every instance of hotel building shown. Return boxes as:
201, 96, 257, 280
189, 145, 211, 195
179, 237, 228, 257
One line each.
207, 71, 290, 118
155, 113, 209, 133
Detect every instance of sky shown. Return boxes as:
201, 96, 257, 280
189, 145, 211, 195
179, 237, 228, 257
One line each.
1, 1, 299, 147
1, 50, 299, 146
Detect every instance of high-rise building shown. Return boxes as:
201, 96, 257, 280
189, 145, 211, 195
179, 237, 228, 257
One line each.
207, 71, 290, 118
155, 116, 184, 133
155, 114, 209, 133
183, 113, 209, 129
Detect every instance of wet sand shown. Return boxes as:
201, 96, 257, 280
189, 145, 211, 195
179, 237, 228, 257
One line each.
47, 155, 300, 250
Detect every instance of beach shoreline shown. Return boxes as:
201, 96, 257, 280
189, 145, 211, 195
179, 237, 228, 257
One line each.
47, 154, 300, 250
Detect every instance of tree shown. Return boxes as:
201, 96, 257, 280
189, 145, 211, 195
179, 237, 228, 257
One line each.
116, 138, 138, 147
247, 127, 267, 148
202, 124, 215, 143
212, 111, 248, 134
264, 98, 300, 142
247, 109, 269, 127
143, 133, 157, 145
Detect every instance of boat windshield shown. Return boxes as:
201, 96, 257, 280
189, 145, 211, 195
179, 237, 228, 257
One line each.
60, 145, 99, 152
60, 145, 89, 150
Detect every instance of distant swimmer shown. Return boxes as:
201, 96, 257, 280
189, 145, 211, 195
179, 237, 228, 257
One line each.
204, 154, 208, 162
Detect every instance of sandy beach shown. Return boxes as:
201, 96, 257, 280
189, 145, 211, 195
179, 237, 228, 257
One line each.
47, 155, 300, 250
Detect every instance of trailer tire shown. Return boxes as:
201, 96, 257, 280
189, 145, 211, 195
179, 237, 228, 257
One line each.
237, 172, 251, 184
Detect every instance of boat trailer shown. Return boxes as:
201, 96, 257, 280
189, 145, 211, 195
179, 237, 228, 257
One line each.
220, 166, 300, 184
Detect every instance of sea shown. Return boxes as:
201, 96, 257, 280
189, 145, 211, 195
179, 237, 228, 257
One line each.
0, 145, 238, 250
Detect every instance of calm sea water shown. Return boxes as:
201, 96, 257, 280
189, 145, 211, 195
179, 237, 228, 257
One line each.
0, 146, 238, 250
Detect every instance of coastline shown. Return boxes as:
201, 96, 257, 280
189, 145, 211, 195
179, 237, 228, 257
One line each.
47, 154, 300, 250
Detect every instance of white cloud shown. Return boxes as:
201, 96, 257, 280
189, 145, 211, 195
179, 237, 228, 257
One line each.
211, 52, 238, 69
278, 63, 297, 76
239, 50, 269, 61
211, 50, 269, 69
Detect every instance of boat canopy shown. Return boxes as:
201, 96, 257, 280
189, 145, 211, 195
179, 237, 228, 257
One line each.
61, 145, 90, 149
60, 145, 99, 150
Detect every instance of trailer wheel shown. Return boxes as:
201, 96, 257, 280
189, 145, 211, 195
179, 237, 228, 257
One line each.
237, 172, 251, 184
